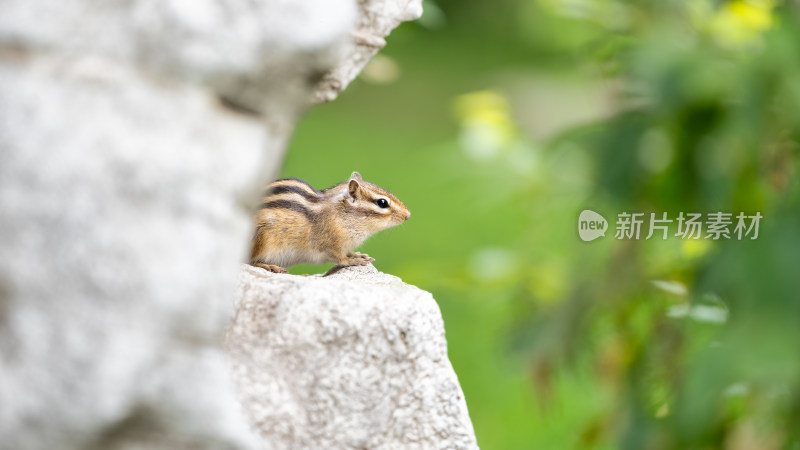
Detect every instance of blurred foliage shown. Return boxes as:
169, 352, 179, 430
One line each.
281, 0, 800, 448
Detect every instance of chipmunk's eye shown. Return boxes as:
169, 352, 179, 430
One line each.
376, 198, 389, 208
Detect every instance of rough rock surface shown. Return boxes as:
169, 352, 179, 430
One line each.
0, 54, 266, 450
314, 0, 424, 103
0, 0, 421, 449
228, 264, 478, 450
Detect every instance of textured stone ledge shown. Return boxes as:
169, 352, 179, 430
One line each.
228, 264, 479, 450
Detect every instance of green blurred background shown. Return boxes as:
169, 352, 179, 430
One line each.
281, 1, 800, 448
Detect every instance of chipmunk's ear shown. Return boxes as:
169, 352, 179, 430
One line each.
350, 171, 362, 182
348, 179, 361, 202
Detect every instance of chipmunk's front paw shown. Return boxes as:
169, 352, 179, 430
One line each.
345, 252, 374, 266
251, 263, 288, 274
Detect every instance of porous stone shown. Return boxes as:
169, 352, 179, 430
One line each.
228, 264, 479, 450
0, 50, 268, 450
314, 0, 424, 102
0, 0, 422, 449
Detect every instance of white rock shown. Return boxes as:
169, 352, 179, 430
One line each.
228, 264, 479, 450
0, 52, 267, 450
0, 0, 357, 112
0, 0, 426, 448
314, 0, 424, 103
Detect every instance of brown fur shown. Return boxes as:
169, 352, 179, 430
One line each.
249, 172, 410, 273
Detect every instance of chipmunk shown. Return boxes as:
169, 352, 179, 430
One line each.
249, 172, 410, 273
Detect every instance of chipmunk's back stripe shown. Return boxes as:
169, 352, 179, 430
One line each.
274, 178, 320, 193
262, 200, 316, 221
267, 185, 321, 202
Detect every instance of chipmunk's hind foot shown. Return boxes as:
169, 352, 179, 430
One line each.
251, 262, 288, 274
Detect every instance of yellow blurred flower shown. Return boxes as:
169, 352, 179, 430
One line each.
705, 0, 776, 48
729, 0, 773, 29
453, 90, 516, 160
680, 238, 713, 260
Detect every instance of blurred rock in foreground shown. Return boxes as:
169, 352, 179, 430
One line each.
228, 264, 478, 450
0, 0, 420, 448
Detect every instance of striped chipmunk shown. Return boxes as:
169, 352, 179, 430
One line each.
249, 172, 410, 274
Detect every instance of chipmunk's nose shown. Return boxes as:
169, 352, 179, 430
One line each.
404, 211, 411, 220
